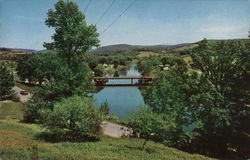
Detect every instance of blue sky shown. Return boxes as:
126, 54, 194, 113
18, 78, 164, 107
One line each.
0, 0, 249, 50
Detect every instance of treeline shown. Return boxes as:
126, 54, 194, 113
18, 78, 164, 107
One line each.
0, 61, 15, 100
133, 39, 250, 159
137, 54, 188, 76
86, 55, 133, 76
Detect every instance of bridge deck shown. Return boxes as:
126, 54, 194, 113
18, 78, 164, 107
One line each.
94, 77, 152, 79
94, 77, 153, 86
95, 83, 150, 87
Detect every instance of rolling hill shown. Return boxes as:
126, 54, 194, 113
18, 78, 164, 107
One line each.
1, 38, 248, 57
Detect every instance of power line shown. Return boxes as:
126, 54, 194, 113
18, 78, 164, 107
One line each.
84, 0, 92, 13
100, 0, 137, 35
95, 0, 116, 25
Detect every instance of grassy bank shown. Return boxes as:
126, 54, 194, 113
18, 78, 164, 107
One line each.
0, 101, 215, 160
0, 101, 24, 120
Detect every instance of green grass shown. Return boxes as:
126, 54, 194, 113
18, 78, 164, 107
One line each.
0, 101, 216, 160
0, 101, 24, 120
0, 120, 215, 160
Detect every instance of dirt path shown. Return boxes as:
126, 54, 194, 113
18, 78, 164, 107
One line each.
102, 121, 132, 138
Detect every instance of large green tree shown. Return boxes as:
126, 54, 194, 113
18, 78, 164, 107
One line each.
188, 39, 250, 157
23, 1, 98, 124
142, 61, 191, 147
44, 0, 99, 65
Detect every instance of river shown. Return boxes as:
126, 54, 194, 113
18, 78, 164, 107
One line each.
93, 64, 145, 118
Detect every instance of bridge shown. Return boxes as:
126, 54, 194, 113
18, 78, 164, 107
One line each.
94, 77, 153, 86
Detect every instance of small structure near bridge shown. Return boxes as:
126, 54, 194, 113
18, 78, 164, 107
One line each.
94, 77, 153, 86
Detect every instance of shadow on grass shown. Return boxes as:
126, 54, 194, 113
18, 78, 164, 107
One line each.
35, 131, 101, 143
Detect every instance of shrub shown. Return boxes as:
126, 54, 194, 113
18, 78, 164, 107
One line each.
23, 94, 50, 123
99, 100, 109, 115
128, 107, 178, 150
41, 96, 103, 141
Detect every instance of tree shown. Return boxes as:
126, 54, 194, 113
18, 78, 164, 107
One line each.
142, 69, 191, 147
137, 57, 161, 75
188, 39, 250, 157
41, 96, 103, 141
23, 1, 98, 124
44, 0, 99, 66
0, 62, 15, 100
43, 0, 96, 96
128, 107, 177, 150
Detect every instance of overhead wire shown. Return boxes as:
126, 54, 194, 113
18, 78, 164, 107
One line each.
100, 0, 137, 35
84, 0, 92, 13
95, 0, 116, 25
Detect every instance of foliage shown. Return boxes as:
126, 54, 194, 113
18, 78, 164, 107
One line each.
0, 61, 15, 100
93, 64, 104, 77
187, 39, 250, 158
142, 69, 191, 148
99, 100, 110, 115
161, 55, 187, 67
17, 52, 62, 85
44, 0, 99, 66
22, 1, 97, 126
15, 82, 41, 94
16, 54, 38, 84
140, 40, 250, 158
128, 107, 178, 150
137, 57, 161, 75
23, 93, 49, 123
40, 96, 103, 141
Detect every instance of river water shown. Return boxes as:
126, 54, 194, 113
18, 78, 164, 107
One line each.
93, 64, 145, 118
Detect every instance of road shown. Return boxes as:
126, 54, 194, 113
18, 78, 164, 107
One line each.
12, 86, 31, 103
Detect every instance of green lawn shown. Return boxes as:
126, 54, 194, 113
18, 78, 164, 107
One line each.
0, 101, 216, 160
0, 101, 24, 120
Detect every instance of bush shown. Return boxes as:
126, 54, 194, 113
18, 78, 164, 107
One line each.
23, 94, 50, 123
41, 96, 103, 141
128, 107, 178, 150
99, 100, 109, 115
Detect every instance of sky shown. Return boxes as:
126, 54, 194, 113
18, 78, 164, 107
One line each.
0, 0, 249, 50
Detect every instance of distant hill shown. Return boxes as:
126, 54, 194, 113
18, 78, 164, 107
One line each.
207, 38, 249, 43
90, 43, 196, 56
0, 47, 37, 53
91, 44, 137, 56
0, 47, 32, 61
1, 38, 248, 57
